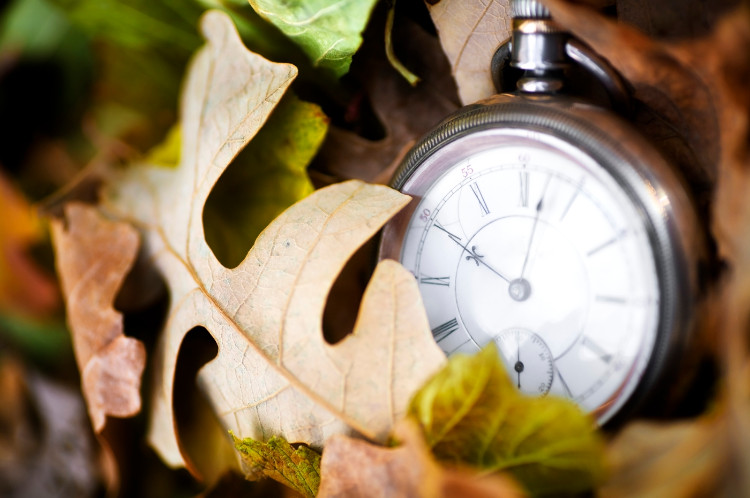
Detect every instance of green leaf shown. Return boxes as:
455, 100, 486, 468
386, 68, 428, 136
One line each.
233, 434, 321, 497
203, 92, 328, 268
247, 0, 379, 77
408, 344, 606, 496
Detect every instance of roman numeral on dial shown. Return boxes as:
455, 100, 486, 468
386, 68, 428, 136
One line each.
432, 318, 459, 343
420, 275, 450, 286
520, 170, 529, 207
581, 336, 614, 364
470, 182, 490, 216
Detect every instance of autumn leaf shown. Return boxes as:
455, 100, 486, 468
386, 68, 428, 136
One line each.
247, 0, 379, 77
600, 417, 725, 497
427, 0, 511, 105
98, 10, 445, 469
409, 344, 605, 496
51, 203, 145, 432
318, 420, 525, 498
617, 0, 737, 39
0, 171, 58, 317
234, 434, 321, 497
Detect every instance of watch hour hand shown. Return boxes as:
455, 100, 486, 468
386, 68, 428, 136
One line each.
466, 245, 483, 266
434, 222, 511, 283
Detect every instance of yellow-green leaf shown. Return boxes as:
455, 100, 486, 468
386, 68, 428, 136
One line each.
203, 92, 327, 268
145, 124, 182, 168
408, 344, 606, 496
233, 434, 321, 498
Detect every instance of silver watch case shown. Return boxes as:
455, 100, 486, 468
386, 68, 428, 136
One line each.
379, 92, 703, 424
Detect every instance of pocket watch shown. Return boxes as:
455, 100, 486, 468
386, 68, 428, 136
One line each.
379, 0, 703, 424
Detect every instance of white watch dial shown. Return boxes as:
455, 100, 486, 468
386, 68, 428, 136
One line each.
399, 129, 661, 422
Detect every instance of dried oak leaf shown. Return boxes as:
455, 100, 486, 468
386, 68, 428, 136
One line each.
426, 0, 511, 105
101, 10, 444, 469
317, 420, 524, 498
203, 92, 327, 268
51, 203, 145, 432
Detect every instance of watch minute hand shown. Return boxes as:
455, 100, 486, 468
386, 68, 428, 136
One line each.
520, 176, 551, 279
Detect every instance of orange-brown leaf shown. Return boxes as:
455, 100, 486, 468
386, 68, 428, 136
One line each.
51, 203, 145, 432
600, 417, 725, 497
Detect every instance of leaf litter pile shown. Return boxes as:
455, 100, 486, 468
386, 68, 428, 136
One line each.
1, 0, 749, 496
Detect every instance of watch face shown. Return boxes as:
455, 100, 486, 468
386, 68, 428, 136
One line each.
395, 127, 662, 423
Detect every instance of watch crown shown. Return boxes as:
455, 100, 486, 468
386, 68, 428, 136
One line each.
511, 0, 551, 19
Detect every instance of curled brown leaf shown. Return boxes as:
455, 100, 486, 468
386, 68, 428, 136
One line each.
51, 203, 145, 432
318, 420, 525, 498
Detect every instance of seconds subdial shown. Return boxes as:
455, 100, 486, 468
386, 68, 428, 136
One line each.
495, 328, 554, 396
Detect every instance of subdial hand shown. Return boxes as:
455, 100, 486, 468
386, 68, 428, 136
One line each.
433, 222, 511, 283
516, 330, 522, 388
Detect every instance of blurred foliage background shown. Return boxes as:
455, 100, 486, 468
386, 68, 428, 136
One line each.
0, 0, 335, 496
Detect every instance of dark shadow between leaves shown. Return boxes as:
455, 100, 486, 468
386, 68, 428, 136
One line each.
322, 239, 378, 345
111, 263, 202, 498
172, 326, 244, 490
